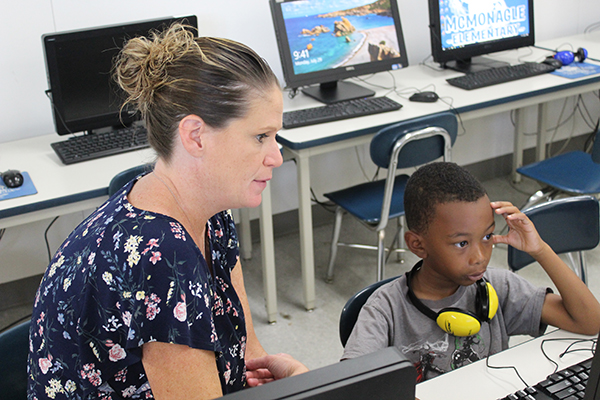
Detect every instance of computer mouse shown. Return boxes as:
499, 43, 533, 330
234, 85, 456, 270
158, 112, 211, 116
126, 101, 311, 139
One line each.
2, 169, 24, 188
542, 57, 563, 69
409, 91, 439, 103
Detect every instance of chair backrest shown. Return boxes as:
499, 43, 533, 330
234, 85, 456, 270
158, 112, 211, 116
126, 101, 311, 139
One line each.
591, 126, 600, 164
108, 163, 153, 196
0, 319, 31, 400
339, 276, 398, 347
370, 112, 458, 230
370, 112, 458, 169
507, 196, 600, 272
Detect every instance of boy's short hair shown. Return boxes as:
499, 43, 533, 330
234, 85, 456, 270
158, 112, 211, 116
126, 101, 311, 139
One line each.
404, 162, 487, 233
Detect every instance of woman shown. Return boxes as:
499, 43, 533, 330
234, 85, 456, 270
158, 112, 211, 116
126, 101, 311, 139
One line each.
28, 24, 307, 399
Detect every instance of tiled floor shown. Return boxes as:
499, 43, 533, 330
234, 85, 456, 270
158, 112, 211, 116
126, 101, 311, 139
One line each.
3, 174, 600, 373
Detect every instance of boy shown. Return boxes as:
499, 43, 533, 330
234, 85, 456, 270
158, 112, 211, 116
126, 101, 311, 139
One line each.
342, 162, 600, 382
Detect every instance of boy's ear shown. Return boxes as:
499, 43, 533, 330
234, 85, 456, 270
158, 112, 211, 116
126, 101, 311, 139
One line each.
178, 114, 206, 157
405, 230, 428, 259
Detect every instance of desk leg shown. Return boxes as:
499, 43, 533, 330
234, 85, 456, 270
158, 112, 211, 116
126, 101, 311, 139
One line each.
239, 208, 252, 260
296, 153, 316, 311
536, 103, 548, 162
260, 181, 278, 323
512, 108, 526, 183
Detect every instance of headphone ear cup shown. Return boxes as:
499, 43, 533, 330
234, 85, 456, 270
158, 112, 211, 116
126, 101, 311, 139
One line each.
575, 47, 588, 62
555, 50, 575, 66
436, 309, 481, 337
485, 282, 499, 321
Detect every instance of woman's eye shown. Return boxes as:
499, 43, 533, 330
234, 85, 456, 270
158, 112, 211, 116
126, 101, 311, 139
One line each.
484, 233, 493, 241
455, 241, 468, 248
257, 134, 268, 143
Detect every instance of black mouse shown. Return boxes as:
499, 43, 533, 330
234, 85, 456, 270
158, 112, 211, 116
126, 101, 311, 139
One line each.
409, 91, 439, 103
2, 169, 24, 188
542, 57, 562, 69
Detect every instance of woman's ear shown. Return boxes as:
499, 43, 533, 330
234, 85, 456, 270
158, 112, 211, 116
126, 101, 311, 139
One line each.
178, 114, 205, 157
405, 230, 428, 259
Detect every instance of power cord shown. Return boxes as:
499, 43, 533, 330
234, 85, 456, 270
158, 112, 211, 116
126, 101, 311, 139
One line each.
45, 216, 60, 263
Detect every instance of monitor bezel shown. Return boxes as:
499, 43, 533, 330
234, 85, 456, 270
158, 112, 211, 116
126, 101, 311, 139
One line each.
221, 347, 416, 400
427, 0, 535, 68
269, 0, 409, 91
42, 15, 198, 136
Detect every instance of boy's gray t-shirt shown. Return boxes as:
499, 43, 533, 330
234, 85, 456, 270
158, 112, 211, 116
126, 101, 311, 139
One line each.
342, 265, 548, 382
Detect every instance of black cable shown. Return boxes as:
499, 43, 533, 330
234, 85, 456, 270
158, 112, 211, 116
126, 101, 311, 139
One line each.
485, 326, 530, 387
45, 216, 60, 263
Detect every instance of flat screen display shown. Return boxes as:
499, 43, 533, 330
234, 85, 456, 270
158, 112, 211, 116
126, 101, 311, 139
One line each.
270, 0, 408, 103
429, 0, 534, 72
43, 16, 198, 135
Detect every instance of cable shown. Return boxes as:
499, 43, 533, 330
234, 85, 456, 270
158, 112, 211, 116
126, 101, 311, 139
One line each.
539, 337, 597, 374
485, 326, 530, 387
45, 216, 60, 263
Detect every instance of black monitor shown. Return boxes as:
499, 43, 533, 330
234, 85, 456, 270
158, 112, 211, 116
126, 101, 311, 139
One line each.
428, 0, 535, 73
42, 15, 198, 136
221, 347, 416, 400
269, 0, 408, 104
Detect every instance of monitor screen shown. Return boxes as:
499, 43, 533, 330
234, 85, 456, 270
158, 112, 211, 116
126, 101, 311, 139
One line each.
42, 16, 198, 136
270, 0, 408, 104
428, 0, 534, 73
221, 347, 416, 400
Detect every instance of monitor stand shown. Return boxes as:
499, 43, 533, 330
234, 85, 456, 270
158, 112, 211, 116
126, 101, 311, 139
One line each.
301, 81, 375, 104
444, 56, 510, 74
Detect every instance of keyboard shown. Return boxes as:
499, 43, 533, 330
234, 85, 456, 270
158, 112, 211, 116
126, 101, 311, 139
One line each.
282, 96, 402, 129
446, 62, 558, 90
51, 125, 150, 165
499, 356, 593, 400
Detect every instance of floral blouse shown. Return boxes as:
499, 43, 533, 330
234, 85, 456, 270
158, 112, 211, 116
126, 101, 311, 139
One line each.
28, 176, 247, 399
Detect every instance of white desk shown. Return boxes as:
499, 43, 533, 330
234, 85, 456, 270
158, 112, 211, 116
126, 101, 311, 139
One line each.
277, 32, 600, 311
416, 329, 597, 400
0, 133, 279, 323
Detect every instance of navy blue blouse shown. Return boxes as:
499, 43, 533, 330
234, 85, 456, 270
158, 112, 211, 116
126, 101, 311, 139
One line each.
28, 176, 247, 399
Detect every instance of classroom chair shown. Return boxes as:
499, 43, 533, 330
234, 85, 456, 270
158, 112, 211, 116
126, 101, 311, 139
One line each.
324, 112, 458, 283
108, 163, 154, 196
0, 319, 30, 400
339, 276, 398, 347
516, 127, 600, 209
507, 196, 600, 285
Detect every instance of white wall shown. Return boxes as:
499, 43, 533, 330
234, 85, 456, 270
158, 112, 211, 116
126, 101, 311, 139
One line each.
1, 0, 599, 283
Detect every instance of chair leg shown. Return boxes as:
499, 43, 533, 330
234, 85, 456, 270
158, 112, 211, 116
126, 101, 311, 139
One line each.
520, 187, 559, 210
326, 207, 344, 283
377, 229, 386, 282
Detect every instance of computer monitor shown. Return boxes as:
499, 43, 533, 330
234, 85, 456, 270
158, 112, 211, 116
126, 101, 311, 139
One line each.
221, 347, 416, 400
269, 0, 408, 104
42, 15, 198, 136
428, 0, 535, 73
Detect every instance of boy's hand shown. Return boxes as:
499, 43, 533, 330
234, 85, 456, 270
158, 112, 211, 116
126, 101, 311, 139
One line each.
490, 201, 546, 257
246, 353, 308, 387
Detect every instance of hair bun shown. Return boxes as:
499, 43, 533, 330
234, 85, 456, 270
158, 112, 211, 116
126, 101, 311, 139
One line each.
114, 24, 198, 114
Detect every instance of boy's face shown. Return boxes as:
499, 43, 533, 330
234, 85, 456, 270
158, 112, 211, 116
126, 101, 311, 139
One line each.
419, 195, 495, 287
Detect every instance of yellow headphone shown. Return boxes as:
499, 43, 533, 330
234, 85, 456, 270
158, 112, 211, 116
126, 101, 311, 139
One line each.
406, 263, 499, 337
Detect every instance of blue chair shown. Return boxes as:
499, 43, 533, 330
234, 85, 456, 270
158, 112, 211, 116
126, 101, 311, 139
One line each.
508, 196, 600, 285
516, 127, 600, 209
0, 319, 31, 400
108, 163, 154, 196
324, 112, 458, 282
339, 276, 398, 347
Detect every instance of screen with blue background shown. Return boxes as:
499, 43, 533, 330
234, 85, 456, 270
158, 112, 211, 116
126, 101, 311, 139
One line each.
281, 0, 402, 75
439, 0, 530, 50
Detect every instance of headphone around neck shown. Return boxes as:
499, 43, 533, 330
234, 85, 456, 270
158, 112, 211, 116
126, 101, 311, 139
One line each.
405, 263, 499, 337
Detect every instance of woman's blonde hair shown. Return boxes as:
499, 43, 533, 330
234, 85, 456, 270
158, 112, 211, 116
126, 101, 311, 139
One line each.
113, 23, 279, 160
